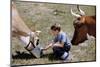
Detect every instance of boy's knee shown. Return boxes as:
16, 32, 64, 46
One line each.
53, 47, 62, 52
53, 47, 64, 57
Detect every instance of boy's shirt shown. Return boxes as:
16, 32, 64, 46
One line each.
53, 31, 71, 46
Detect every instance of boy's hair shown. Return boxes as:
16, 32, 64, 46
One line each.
51, 23, 61, 31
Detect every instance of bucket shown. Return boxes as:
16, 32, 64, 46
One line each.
30, 47, 43, 58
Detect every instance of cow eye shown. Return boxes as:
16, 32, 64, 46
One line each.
77, 18, 80, 20
36, 39, 39, 46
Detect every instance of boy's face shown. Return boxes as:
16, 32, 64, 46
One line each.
50, 30, 59, 36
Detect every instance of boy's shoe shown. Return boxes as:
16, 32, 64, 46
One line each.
62, 55, 69, 62
61, 52, 69, 61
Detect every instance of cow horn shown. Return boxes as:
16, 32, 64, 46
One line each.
71, 8, 81, 18
77, 5, 85, 15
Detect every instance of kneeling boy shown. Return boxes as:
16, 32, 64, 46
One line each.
42, 23, 71, 60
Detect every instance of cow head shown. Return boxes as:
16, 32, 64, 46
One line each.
71, 6, 88, 45
29, 31, 41, 47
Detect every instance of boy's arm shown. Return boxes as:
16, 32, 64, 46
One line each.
43, 43, 53, 50
53, 42, 64, 47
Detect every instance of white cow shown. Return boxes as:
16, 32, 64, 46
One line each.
12, 2, 41, 51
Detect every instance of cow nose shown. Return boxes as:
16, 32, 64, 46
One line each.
71, 40, 78, 45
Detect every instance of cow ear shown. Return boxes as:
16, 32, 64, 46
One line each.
35, 31, 41, 36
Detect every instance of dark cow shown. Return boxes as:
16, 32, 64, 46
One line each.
71, 6, 96, 45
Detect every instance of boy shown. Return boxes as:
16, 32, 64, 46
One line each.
42, 23, 71, 60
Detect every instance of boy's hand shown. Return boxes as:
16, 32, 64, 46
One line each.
41, 48, 46, 51
53, 43, 58, 47
53, 42, 64, 48
42, 43, 53, 51
53, 42, 60, 47
40, 47, 46, 51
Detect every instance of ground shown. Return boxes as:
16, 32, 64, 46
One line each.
11, 1, 96, 66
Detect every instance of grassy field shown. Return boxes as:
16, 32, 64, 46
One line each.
11, 1, 96, 66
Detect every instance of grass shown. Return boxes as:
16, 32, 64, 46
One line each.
11, 1, 96, 66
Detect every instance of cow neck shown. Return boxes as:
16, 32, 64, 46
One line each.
19, 32, 34, 46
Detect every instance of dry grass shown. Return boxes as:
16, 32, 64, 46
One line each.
11, 1, 96, 66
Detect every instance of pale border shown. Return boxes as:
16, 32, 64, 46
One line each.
0, 0, 100, 67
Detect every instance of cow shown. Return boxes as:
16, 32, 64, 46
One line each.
12, 2, 41, 52
71, 6, 96, 45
